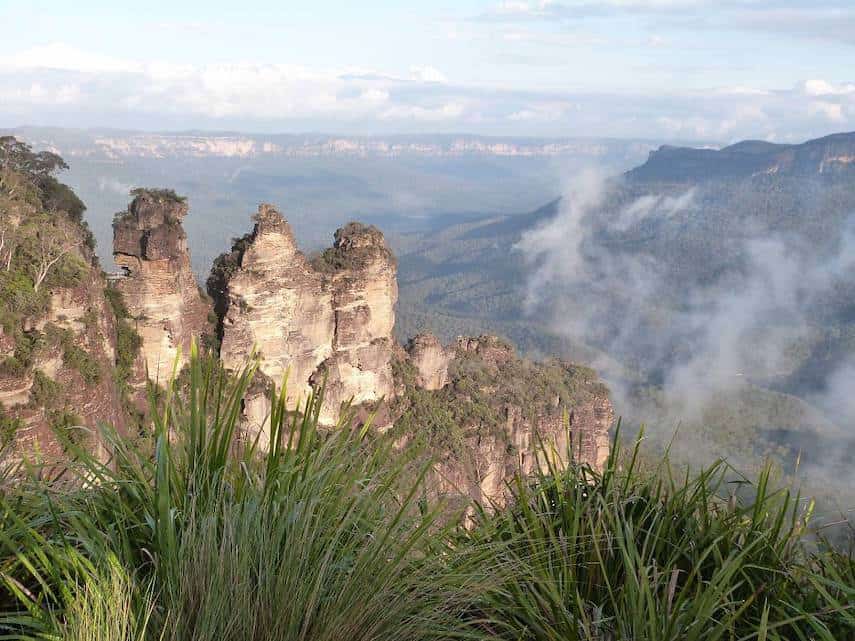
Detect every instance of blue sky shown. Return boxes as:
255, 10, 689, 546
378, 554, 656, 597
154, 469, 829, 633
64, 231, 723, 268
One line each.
1, 0, 854, 141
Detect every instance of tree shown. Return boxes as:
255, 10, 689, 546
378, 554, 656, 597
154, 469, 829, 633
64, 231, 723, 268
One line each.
0, 136, 68, 180
19, 215, 82, 292
0, 224, 15, 272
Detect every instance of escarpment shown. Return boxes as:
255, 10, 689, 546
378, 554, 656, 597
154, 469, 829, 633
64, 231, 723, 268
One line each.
112, 189, 212, 384
2, 136, 614, 506
212, 206, 397, 438
209, 206, 612, 485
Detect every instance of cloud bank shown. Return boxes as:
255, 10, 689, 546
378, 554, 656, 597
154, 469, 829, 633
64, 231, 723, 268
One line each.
0, 43, 852, 140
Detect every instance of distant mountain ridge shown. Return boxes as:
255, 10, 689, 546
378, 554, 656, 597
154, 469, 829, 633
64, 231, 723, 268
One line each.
627, 131, 855, 182
5, 127, 659, 161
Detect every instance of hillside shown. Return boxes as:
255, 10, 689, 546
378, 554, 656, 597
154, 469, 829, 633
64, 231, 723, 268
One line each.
0, 137, 138, 460
394, 131, 855, 520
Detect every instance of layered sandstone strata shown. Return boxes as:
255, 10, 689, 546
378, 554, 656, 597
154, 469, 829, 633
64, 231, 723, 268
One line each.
113, 190, 211, 383
215, 206, 397, 440
405, 333, 450, 391
0, 212, 126, 462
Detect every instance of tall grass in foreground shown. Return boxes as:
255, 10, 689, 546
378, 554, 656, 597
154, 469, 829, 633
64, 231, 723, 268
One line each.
0, 346, 491, 640
0, 347, 853, 640
467, 432, 855, 640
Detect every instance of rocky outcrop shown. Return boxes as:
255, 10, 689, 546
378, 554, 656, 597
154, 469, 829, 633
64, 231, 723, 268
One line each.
112, 189, 211, 384
313, 222, 398, 424
406, 333, 450, 391
393, 335, 613, 512
211, 206, 612, 488
214, 206, 397, 440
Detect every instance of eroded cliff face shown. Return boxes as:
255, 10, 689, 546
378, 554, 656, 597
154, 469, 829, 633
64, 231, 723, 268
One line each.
112, 190, 211, 385
393, 334, 612, 511
406, 333, 450, 391
313, 222, 398, 424
0, 159, 129, 461
214, 206, 397, 441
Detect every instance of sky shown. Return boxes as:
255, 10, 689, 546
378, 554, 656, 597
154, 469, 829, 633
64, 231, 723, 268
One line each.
1, 0, 854, 142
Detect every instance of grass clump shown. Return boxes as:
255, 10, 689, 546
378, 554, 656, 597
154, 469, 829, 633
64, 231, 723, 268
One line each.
465, 429, 855, 640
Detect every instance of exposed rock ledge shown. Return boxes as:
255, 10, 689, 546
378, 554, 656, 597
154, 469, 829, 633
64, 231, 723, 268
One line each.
113, 190, 212, 384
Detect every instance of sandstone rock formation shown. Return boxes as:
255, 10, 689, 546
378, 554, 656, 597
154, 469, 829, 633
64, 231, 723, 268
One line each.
313, 222, 398, 424
113, 189, 211, 383
393, 335, 612, 512
405, 333, 450, 391
213, 206, 397, 441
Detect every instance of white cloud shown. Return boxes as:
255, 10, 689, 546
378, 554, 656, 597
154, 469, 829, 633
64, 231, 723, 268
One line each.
800, 79, 855, 97
808, 100, 845, 123
380, 102, 466, 122
0, 43, 142, 74
0, 43, 851, 140
508, 101, 571, 121
409, 65, 448, 83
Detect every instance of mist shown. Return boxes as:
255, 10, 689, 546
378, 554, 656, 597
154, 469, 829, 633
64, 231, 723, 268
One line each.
515, 170, 855, 508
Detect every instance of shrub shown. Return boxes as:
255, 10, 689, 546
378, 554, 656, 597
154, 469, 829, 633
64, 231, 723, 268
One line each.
30, 369, 61, 408
464, 430, 855, 641
0, 410, 21, 447
62, 344, 101, 386
129, 188, 186, 204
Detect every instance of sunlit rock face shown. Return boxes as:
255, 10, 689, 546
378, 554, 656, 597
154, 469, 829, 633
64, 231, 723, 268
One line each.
406, 333, 450, 391
112, 191, 212, 385
315, 222, 398, 424
216, 206, 397, 439
219, 205, 335, 408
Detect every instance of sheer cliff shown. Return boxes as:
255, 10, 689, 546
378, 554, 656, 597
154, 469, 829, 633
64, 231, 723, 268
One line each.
112, 189, 212, 386
209, 207, 611, 485
1, 137, 614, 499
212, 205, 397, 437
396, 334, 612, 510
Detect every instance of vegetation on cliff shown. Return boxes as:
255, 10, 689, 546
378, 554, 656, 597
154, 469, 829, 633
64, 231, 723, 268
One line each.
392, 339, 607, 458
0, 350, 852, 640
0, 140, 90, 378
0, 137, 125, 445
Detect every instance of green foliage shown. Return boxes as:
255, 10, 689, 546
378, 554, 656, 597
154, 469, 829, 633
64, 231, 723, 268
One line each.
0, 330, 41, 378
47, 409, 86, 445
0, 346, 487, 640
104, 285, 129, 319
62, 556, 152, 641
62, 343, 101, 386
0, 136, 68, 179
39, 176, 87, 223
0, 350, 852, 640
392, 346, 606, 458
206, 232, 254, 350
464, 431, 855, 640
129, 187, 186, 204
105, 286, 142, 419
0, 271, 49, 322
30, 369, 61, 408
0, 409, 21, 447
